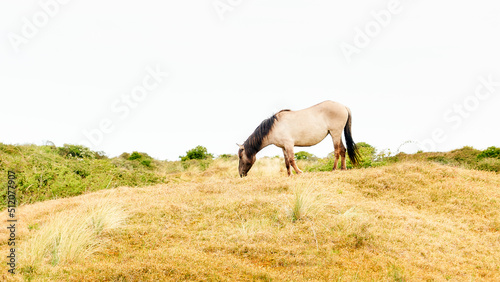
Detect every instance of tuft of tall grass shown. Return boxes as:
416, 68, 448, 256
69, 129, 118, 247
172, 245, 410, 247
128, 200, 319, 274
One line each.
289, 182, 321, 222
19, 199, 127, 272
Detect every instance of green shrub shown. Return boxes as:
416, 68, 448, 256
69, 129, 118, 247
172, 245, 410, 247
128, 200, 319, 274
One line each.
478, 146, 500, 160
353, 142, 376, 168
128, 152, 142, 161
124, 152, 154, 167
57, 144, 105, 159
295, 151, 315, 160
140, 159, 152, 167
180, 146, 213, 161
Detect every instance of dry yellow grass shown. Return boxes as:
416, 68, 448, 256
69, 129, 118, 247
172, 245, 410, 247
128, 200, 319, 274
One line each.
1, 158, 500, 281
19, 198, 128, 271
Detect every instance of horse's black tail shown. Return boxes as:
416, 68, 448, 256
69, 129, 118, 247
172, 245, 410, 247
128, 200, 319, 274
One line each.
344, 108, 361, 167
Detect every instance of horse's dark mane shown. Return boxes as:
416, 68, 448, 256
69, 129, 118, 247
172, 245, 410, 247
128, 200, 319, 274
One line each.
243, 109, 290, 158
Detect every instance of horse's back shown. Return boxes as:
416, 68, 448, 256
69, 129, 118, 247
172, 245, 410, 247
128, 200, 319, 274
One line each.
283, 100, 348, 124
310, 100, 348, 116
272, 101, 349, 146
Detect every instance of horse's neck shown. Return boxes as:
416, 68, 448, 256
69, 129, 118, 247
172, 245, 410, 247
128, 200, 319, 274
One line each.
245, 135, 272, 157
259, 135, 273, 151
245, 121, 276, 156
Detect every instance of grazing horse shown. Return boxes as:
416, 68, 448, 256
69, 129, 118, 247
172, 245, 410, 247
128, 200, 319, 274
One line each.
237, 100, 360, 177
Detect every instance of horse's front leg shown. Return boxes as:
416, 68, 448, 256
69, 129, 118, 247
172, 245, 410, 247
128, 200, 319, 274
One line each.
282, 148, 292, 176
284, 146, 303, 176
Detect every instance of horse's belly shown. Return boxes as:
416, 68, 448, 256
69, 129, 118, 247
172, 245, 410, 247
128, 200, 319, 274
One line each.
293, 131, 328, 146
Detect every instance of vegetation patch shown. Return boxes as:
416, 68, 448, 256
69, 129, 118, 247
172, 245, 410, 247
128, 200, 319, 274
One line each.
179, 145, 213, 161
304, 142, 390, 171
394, 146, 500, 173
303, 145, 500, 173
1, 143, 498, 211
19, 198, 127, 276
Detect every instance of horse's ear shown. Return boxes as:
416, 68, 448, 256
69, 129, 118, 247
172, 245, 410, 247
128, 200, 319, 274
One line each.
236, 143, 243, 149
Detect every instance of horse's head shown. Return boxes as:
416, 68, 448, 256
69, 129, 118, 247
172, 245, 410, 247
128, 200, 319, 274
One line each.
237, 144, 256, 177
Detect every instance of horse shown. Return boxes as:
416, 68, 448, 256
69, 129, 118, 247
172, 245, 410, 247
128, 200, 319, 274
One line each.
237, 100, 360, 177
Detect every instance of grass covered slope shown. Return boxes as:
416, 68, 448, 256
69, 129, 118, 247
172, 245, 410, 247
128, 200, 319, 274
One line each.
1, 159, 499, 281
392, 146, 500, 172
0, 143, 164, 209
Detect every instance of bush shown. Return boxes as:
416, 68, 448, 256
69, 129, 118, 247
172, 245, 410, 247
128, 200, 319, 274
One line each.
180, 146, 213, 161
478, 146, 500, 160
140, 159, 152, 167
295, 151, 315, 160
128, 152, 142, 161
353, 142, 377, 168
57, 144, 105, 159
127, 152, 153, 167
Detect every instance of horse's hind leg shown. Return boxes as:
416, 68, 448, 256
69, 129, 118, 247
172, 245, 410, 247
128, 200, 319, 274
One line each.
330, 134, 346, 170
340, 141, 347, 170
330, 134, 340, 170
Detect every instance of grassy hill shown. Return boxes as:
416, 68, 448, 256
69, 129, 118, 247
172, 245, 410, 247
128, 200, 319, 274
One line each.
1, 152, 500, 281
0, 143, 175, 209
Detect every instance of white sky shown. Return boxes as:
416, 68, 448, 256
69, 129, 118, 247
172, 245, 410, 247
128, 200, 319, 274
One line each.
1, 0, 499, 160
